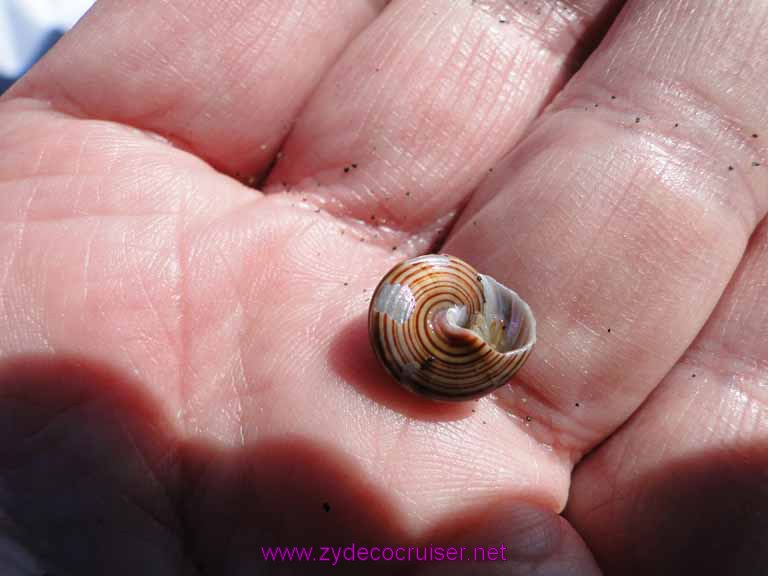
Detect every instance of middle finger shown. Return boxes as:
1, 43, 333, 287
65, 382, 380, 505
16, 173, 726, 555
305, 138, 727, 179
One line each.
269, 0, 623, 240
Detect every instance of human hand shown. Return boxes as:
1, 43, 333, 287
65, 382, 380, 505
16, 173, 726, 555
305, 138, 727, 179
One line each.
1, 1, 766, 574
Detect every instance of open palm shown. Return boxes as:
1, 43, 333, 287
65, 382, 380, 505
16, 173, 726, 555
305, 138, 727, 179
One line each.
1, 1, 767, 574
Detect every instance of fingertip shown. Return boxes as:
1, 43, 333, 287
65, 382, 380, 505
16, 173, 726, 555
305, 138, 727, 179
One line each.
419, 502, 602, 575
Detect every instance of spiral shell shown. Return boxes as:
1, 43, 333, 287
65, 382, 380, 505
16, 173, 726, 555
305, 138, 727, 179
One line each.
368, 254, 536, 401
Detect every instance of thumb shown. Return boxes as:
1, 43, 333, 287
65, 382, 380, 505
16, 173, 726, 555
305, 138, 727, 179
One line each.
418, 502, 602, 576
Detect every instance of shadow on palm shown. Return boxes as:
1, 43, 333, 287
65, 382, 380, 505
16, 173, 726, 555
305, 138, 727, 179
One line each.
0, 355, 548, 575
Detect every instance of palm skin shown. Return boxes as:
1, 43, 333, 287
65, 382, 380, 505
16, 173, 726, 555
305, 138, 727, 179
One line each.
1, 1, 767, 575
0, 97, 590, 575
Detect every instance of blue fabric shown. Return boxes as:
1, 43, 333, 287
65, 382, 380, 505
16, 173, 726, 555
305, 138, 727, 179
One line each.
1, 0, 93, 94
0, 29, 62, 94
0, 76, 15, 94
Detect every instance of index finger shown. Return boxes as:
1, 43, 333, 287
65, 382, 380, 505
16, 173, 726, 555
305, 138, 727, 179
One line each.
4, 0, 388, 176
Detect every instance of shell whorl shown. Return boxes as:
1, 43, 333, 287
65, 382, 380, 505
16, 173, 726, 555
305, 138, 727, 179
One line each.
368, 254, 536, 401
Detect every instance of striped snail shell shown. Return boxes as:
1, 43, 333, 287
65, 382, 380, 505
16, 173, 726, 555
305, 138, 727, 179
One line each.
368, 254, 536, 401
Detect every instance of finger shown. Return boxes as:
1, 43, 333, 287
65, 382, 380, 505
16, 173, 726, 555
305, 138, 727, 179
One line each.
419, 502, 602, 576
267, 0, 623, 238
566, 218, 768, 574
443, 0, 768, 457
3, 0, 387, 176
